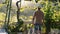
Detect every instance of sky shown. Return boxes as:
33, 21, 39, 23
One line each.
12, 0, 41, 8
0, 0, 41, 8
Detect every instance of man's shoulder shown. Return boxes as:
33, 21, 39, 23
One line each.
40, 11, 44, 14
41, 11, 44, 14
34, 11, 37, 13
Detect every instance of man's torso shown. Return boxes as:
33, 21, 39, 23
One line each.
35, 11, 44, 24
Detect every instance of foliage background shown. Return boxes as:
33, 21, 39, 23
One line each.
0, 0, 60, 33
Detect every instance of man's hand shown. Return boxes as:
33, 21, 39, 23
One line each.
32, 21, 34, 25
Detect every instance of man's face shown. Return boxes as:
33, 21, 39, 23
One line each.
38, 7, 41, 10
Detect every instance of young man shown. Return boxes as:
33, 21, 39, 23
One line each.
32, 7, 44, 34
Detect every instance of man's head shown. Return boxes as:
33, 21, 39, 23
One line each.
38, 6, 41, 10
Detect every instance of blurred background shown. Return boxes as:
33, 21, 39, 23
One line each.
0, 0, 60, 34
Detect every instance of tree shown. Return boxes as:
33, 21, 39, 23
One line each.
3, 0, 12, 34
44, 2, 54, 34
16, 0, 21, 22
49, 0, 57, 2
45, 6, 51, 34
11, 0, 24, 32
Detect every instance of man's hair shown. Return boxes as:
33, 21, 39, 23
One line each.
38, 6, 41, 9
38, 7, 41, 10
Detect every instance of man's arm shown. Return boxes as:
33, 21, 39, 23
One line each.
42, 13, 44, 25
32, 12, 36, 24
